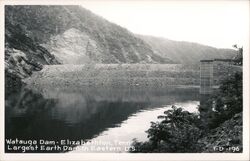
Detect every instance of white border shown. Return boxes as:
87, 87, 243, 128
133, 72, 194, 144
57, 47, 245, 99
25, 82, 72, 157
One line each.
0, 0, 249, 161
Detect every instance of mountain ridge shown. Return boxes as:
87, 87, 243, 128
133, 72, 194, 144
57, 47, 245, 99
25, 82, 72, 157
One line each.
5, 5, 236, 66
137, 35, 236, 64
5, 5, 173, 64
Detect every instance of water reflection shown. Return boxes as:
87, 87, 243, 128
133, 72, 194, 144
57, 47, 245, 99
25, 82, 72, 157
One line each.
5, 86, 199, 153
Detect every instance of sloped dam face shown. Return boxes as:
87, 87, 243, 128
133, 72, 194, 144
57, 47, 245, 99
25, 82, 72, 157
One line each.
6, 64, 201, 153
24, 64, 201, 87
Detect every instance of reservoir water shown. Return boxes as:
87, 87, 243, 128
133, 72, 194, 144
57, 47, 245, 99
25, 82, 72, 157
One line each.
5, 85, 200, 153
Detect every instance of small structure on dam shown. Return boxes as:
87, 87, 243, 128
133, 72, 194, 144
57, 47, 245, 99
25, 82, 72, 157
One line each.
200, 60, 214, 94
200, 59, 240, 94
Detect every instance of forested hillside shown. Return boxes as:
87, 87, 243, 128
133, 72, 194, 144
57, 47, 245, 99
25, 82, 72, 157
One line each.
139, 35, 236, 64
5, 5, 172, 64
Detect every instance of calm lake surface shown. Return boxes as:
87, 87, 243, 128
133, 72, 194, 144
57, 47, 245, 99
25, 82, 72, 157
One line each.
5, 85, 200, 153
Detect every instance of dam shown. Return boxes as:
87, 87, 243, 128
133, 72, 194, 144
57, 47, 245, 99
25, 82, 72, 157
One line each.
24, 62, 242, 94
24, 64, 200, 88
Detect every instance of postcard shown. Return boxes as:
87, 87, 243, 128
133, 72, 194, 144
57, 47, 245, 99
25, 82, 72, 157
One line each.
0, 0, 249, 161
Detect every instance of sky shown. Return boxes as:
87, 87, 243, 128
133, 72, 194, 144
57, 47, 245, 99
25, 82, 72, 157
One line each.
80, 0, 249, 49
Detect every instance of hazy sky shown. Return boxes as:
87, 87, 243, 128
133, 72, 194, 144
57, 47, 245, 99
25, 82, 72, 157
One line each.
81, 0, 249, 49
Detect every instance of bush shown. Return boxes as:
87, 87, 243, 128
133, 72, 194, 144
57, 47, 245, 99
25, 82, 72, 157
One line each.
130, 106, 203, 153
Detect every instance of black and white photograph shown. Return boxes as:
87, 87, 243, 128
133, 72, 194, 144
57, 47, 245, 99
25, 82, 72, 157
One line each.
0, 0, 249, 160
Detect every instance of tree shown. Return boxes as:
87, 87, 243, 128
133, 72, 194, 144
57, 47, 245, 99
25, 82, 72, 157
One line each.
232, 44, 243, 65
203, 72, 243, 129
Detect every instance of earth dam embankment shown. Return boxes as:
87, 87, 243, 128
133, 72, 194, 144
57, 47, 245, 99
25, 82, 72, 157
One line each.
24, 64, 200, 89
